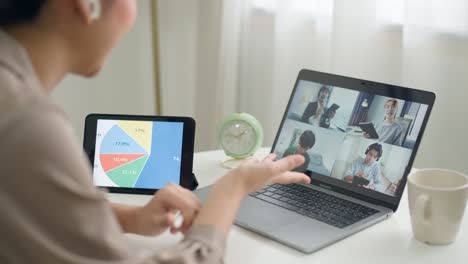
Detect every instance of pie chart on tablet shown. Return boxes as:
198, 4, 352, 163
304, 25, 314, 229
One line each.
94, 119, 183, 189
99, 121, 152, 187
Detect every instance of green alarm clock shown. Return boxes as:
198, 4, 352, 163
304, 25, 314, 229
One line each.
218, 113, 263, 159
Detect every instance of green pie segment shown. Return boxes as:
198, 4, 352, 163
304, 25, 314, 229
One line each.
106, 155, 149, 187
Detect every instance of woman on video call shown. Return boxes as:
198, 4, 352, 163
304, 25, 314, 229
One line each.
0, 1, 310, 263
366, 98, 403, 146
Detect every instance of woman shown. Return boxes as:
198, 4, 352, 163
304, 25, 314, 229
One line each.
0, 1, 309, 263
365, 99, 403, 146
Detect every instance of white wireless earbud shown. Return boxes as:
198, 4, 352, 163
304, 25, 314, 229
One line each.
84, 0, 101, 21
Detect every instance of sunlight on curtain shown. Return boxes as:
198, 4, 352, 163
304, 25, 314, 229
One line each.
238, 0, 468, 171
376, 0, 404, 26
157, 0, 468, 171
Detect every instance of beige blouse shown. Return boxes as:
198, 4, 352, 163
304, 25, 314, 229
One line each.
0, 30, 225, 263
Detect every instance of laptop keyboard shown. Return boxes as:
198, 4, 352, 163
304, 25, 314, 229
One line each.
249, 184, 379, 229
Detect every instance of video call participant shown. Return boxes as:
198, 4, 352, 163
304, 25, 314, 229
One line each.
301, 85, 330, 124
344, 143, 383, 190
365, 99, 403, 146
283, 130, 316, 172
319, 103, 339, 129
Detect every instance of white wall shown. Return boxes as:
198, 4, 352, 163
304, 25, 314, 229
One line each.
52, 0, 156, 142
157, 1, 468, 174
156, 0, 199, 117
157, 0, 230, 152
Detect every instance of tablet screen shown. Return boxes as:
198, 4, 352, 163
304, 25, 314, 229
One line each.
92, 119, 184, 189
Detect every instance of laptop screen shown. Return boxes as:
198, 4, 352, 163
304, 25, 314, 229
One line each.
272, 72, 433, 205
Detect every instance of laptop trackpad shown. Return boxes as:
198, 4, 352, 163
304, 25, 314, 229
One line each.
195, 185, 305, 231
235, 196, 305, 231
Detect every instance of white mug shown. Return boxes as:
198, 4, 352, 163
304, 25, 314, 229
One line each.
408, 169, 468, 244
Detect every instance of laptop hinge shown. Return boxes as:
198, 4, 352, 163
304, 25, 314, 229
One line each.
311, 181, 396, 211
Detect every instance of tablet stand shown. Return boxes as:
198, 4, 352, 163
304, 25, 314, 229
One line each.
188, 173, 199, 190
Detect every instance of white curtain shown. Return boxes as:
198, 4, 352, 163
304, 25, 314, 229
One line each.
157, 0, 468, 172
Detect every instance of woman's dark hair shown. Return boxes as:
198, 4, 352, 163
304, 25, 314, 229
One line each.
0, 0, 47, 26
299, 130, 316, 149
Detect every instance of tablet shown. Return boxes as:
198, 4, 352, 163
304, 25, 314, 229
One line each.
83, 114, 196, 194
358, 122, 379, 139
352, 175, 370, 186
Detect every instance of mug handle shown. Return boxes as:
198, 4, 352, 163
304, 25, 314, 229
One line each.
414, 195, 431, 226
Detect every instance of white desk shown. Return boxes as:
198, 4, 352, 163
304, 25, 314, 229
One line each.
107, 148, 468, 263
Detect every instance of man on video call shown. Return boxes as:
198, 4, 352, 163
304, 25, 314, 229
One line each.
283, 130, 315, 173
344, 143, 383, 191
319, 103, 339, 129
301, 85, 331, 124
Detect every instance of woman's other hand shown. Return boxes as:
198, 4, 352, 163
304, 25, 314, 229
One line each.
123, 183, 201, 236
193, 153, 310, 235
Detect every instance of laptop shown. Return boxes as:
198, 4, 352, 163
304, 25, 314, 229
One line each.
195, 69, 435, 253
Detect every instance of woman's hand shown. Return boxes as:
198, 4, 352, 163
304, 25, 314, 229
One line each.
119, 183, 201, 236
221, 153, 310, 197
193, 153, 310, 235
